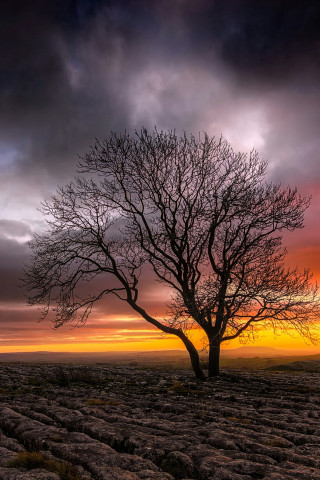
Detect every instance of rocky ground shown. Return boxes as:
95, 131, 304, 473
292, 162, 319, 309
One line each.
0, 363, 320, 480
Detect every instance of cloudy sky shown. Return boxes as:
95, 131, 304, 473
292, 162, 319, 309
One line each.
1, 0, 320, 353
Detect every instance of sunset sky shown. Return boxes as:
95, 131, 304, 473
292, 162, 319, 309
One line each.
1, 0, 320, 354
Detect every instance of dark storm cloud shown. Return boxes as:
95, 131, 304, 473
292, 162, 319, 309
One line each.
1, 1, 319, 174
1, 0, 319, 219
178, 0, 320, 85
0, 237, 29, 301
263, 88, 320, 185
1, 0, 320, 345
0, 219, 32, 239
1, 0, 140, 187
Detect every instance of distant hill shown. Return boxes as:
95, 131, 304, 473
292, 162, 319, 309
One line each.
0, 346, 319, 364
220, 346, 303, 357
0, 350, 188, 364
267, 360, 320, 373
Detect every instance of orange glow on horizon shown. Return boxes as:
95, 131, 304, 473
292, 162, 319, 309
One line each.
1, 324, 319, 354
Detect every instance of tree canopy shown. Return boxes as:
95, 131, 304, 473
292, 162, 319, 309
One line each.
24, 128, 320, 379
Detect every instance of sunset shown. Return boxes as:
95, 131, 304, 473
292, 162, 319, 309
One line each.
1, 1, 320, 361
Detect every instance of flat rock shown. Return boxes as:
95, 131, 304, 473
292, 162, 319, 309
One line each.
0, 467, 60, 479
1, 364, 320, 480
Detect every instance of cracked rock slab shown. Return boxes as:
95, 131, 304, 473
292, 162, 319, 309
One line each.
1, 364, 320, 480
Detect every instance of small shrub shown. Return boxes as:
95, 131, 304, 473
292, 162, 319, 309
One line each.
7, 451, 44, 469
161, 452, 194, 479
47, 366, 98, 387
49, 435, 64, 443
6, 451, 82, 480
263, 437, 291, 448
168, 381, 200, 395
27, 377, 44, 386
48, 366, 70, 387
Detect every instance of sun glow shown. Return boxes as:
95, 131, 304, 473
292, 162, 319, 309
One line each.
1, 321, 319, 354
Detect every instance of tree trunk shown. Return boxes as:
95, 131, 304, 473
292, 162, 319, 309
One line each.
181, 336, 206, 381
208, 340, 221, 377
126, 301, 206, 380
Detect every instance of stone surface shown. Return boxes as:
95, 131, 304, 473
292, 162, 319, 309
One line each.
0, 467, 60, 479
0, 363, 320, 479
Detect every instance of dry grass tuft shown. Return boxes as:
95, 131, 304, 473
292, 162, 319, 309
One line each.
7, 451, 82, 480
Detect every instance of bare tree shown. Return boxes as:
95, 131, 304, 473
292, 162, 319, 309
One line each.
24, 128, 319, 379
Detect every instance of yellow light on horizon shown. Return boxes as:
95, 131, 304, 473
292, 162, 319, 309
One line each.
1, 326, 319, 354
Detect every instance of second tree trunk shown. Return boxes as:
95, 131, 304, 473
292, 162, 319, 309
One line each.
208, 341, 221, 377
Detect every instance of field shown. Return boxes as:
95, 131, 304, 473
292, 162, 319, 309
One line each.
1, 362, 320, 480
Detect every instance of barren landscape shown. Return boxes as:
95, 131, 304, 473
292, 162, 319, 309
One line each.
1, 362, 320, 480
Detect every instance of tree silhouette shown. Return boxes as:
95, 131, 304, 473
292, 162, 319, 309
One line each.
24, 128, 319, 379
